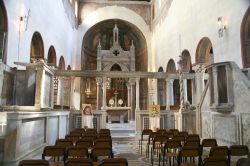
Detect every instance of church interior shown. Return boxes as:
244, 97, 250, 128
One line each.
0, 0, 250, 165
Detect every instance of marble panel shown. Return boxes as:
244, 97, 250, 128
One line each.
201, 112, 212, 138
48, 116, 59, 145
241, 113, 250, 147
213, 114, 239, 145
59, 116, 67, 138
17, 118, 45, 157
183, 112, 196, 134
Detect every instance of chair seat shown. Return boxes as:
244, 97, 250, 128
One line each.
167, 152, 178, 157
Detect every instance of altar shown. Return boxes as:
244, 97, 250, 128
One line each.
106, 107, 131, 123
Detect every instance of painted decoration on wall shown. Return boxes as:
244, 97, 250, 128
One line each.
149, 104, 160, 117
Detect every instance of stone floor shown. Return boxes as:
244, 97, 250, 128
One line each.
112, 137, 163, 166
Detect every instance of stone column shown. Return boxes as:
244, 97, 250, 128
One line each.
166, 79, 174, 109
102, 77, 107, 110
135, 78, 140, 110
96, 77, 102, 110
57, 77, 64, 108
70, 76, 75, 109
183, 79, 188, 102
126, 82, 131, 121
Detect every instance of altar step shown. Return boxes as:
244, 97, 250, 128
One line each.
106, 121, 136, 138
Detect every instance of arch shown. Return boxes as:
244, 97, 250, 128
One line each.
103, 62, 129, 72
111, 63, 122, 71
79, 6, 151, 70
30, 32, 44, 62
58, 56, 65, 70
166, 59, 176, 73
67, 65, 71, 70
241, 6, 250, 68
181, 50, 192, 73
47, 46, 57, 67
195, 37, 214, 65
158, 66, 164, 72
0, 1, 8, 63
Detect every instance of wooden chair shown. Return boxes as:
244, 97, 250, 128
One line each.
138, 129, 152, 155
94, 140, 112, 148
186, 134, 200, 142
209, 146, 229, 166
42, 146, 65, 162
162, 140, 182, 166
169, 129, 179, 135
18, 160, 49, 166
202, 157, 228, 166
229, 145, 249, 165
150, 135, 169, 165
201, 138, 217, 158
157, 129, 167, 135
91, 147, 113, 162
178, 131, 189, 138
164, 132, 174, 139
236, 157, 250, 166
55, 139, 73, 148
69, 132, 82, 137
65, 135, 81, 144
65, 158, 93, 166
66, 146, 89, 159
98, 135, 112, 140
185, 140, 200, 148
100, 158, 128, 166
86, 128, 97, 134
177, 146, 202, 166
76, 139, 93, 148
99, 129, 111, 135
146, 132, 161, 158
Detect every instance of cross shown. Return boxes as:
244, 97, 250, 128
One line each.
113, 50, 120, 56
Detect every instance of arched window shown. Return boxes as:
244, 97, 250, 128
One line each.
58, 56, 65, 70
196, 37, 214, 65
47, 46, 56, 67
166, 59, 176, 73
111, 63, 122, 71
241, 7, 250, 68
67, 65, 71, 70
30, 32, 44, 62
0, 1, 7, 63
158, 66, 164, 72
181, 50, 192, 72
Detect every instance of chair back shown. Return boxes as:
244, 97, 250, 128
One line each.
94, 140, 112, 148
86, 128, 97, 134
236, 157, 250, 166
99, 129, 110, 134
169, 129, 179, 135
156, 129, 166, 135
42, 146, 65, 161
165, 140, 182, 150
100, 158, 128, 166
202, 157, 228, 166
65, 135, 80, 143
55, 139, 73, 148
18, 160, 49, 166
186, 134, 200, 142
209, 146, 229, 158
230, 145, 249, 156
65, 158, 93, 166
91, 147, 113, 160
76, 140, 93, 148
178, 146, 201, 165
173, 135, 185, 142
164, 132, 174, 139
185, 140, 200, 147
202, 139, 217, 148
178, 131, 189, 138
66, 146, 88, 158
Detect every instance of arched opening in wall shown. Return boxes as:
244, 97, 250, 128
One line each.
0, 1, 7, 63
67, 65, 71, 70
47, 46, 57, 67
241, 6, 250, 68
111, 64, 122, 71
166, 59, 176, 73
81, 19, 148, 110
157, 66, 166, 109
58, 56, 65, 70
30, 32, 44, 62
195, 37, 214, 65
181, 50, 192, 73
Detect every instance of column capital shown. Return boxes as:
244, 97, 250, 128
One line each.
96, 77, 102, 85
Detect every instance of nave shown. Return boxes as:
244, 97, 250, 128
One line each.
18, 128, 250, 166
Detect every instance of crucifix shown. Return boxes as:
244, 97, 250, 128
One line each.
113, 50, 120, 56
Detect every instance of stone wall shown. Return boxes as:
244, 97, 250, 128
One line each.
152, 0, 249, 70
0, 110, 69, 166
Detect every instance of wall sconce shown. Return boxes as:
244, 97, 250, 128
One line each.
218, 17, 226, 38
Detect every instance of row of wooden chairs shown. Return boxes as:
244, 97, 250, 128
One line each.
19, 158, 128, 166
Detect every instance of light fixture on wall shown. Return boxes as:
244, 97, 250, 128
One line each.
217, 17, 226, 38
